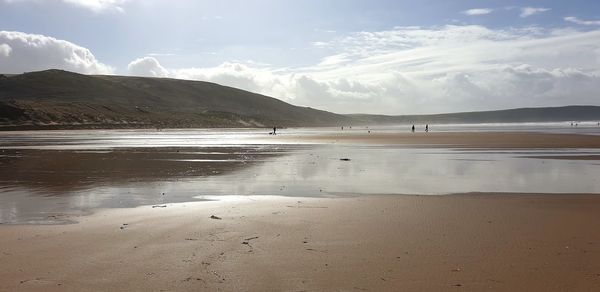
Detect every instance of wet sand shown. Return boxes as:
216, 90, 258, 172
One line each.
279, 132, 600, 148
2, 130, 600, 291
1, 194, 599, 291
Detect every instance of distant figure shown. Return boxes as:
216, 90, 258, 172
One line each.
368, 130, 371, 133
571, 122, 574, 127
425, 124, 429, 132
341, 126, 344, 130
411, 125, 415, 133
273, 126, 277, 135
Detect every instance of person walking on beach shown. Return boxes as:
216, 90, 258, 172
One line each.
411, 125, 415, 132
273, 126, 276, 135
425, 124, 429, 132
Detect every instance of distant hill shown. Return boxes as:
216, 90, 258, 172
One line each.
351, 106, 600, 125
0, 69, 349, 129
1, 69, 599, 130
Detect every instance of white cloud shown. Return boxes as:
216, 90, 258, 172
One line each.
63, 0, 126, 13
520, 7, 550, 18
463, 8, 493, 16
146, 53, 176, 57
7, 24, 600, 115
317, 54, 351, 67
172, 62, 281, 94
3, 0, 127, 13
564, 16, 600, 26
0, 43, 11, 57
0, 31, 113, 74
127, 56, 168, 77
127, 25, 600, 114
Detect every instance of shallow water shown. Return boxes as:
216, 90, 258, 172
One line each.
1, 122, 599, 150
1, 126, 600, 224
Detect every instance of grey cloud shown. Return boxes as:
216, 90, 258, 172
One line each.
0, 43, 11, 57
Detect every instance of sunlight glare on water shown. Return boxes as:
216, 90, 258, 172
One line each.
1, 125, 600, 223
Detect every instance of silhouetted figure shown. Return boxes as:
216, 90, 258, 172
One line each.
411, 125, 415, 132
341, 126, 344, 130
571, 122, 574, 127
273, 126, 277, 135
425, 124, 429, 132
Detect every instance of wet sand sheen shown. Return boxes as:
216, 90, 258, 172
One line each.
278, 132, 600, 148
3, 141, 600, 224
0, 194, 599, 291
1, 130, 600, 291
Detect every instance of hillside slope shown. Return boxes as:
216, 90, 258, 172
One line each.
351, 106, 600, 125
0, 70, 348, 129
1, 69, 599, 130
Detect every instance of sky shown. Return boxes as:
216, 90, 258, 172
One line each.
1, 0, 600, 115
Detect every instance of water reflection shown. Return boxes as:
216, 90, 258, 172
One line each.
0, 145, 292, 223
190, 146, 600, 196
0, 146, 283, 193
1, 129, 600, 224
0, 128, 287, 149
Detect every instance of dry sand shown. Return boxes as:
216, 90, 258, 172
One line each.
1, 194, 599, 291
278, 131, 600, 148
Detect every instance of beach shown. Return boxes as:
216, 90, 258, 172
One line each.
1, 194, 599, 291
278, 131, 600, 149
6, 1, 600, 290
1, 128, 600, 291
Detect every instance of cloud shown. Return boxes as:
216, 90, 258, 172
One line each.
520, 7, 550, 18
0, 43, 11, 57
0, 31, 113, 74
463, 8, 493, 16
146, 53, 176, 57
172, 62, 282, 95
3, 0, 127, 13
564, 16, 600, 26
8, 24, 600, 115
127, 56, 168, 77
63, 0, 126, 13
127, 24, 600, 114
317, 54, 351, 67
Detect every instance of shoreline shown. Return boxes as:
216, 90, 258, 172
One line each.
1, 193, 599, 291
3, 191, 600, 226
277, 131, 600, 148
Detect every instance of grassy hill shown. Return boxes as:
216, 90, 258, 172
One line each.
1, 69, 599, 130
351, 106, 600, 125
0, 69, 349, 129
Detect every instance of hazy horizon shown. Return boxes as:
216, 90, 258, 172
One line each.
2, 0, 600, 115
